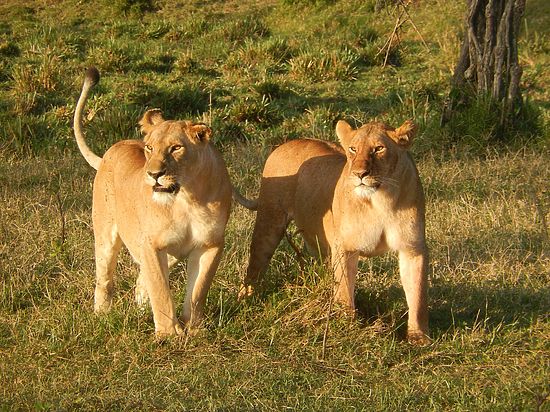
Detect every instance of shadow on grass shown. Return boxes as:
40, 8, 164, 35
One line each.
429, 283, 549, 330
238, 234, 547, 341
355, 281, 548, 340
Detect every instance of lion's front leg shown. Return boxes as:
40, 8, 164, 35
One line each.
135, 255, 179, 309
140, 246, 184, 336
331, 245, 359, 312
183, 245, 223, 330
398, 250, 430, 345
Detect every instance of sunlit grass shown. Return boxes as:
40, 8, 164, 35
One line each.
0, 0, 548, 410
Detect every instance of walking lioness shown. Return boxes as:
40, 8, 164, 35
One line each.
74, 67, 233, 336
239, 119, 429, 343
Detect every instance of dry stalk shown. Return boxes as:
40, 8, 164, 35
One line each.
55, 191, 66, 246
376, 0, 429, 68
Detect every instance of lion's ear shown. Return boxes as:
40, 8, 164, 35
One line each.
139, 109, 165, 135
387, 120, 417, 149
335, 120, 354, 149
189, 124, 212, 144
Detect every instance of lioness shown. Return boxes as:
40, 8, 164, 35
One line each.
239, 119, 429, 343
74, 67, 233, 336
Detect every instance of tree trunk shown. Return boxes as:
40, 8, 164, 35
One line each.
441, 0, 526, 137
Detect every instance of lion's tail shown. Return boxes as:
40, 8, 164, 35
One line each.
73, 67, 102, 171
232, 188, 258, 211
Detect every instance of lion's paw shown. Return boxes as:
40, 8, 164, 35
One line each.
94, 292, 112, 314
154, 321, 185, 339
237, 284, 255, 301
407, 330, 431, 346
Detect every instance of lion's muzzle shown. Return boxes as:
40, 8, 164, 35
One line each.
146, 170, 180, 195
350, 173, 381, 198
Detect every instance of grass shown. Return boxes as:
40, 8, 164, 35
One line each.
0, 0, 549, 410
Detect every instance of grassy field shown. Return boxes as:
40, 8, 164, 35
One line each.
1, 0, 549, 410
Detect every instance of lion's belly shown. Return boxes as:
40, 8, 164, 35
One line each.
293, 206, 333, 258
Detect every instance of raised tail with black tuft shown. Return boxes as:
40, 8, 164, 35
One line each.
73, 67, 102, 170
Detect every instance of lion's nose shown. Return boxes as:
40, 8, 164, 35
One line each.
147, 169, 166, 180
354, 169, 370, 179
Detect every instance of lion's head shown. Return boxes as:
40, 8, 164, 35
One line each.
139, 109, 213, 204
335, 119, 417, 198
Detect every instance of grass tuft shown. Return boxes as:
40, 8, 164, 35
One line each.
289, 48, 359, 82
9, 49, 64, 115
227, 95, 279, 127
110, 0, 157, 15
0, 39, 20, 57
221, 16, 270, 43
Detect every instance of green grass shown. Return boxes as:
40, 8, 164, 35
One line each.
0, 0, 549, 410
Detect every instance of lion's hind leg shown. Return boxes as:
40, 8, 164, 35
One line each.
93, 224, 123, 313
239, 206, 289, 299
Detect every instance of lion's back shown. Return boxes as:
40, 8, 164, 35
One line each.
263, 138, 343, 178
100, 140, 146, 177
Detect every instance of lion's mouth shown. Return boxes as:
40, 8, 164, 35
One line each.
357, 181, 381, 189
153, 183, 180, 194
352, 177, 381, 198
352, 175, 381, 189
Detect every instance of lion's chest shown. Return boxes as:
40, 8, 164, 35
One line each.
339, 212, 388, 256
160, 204, 227, 259
337, 194, 413, 257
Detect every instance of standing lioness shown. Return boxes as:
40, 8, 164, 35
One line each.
240, 119, 429, 343
74, 67, 233, 336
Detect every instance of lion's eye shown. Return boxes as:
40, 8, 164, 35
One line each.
374, 145, 385, 153
171, 145, 184, 153
144, 144, 153, 152
348, 147, 357, 155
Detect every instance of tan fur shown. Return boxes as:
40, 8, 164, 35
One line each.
240, 119, 429, 344
74, 67, 232, 336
